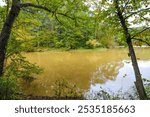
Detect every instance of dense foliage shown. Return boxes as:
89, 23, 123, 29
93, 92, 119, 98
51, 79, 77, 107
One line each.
0, 0, 149, 99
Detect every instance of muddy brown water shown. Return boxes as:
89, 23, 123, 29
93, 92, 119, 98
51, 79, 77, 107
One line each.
21, 48, 150, 97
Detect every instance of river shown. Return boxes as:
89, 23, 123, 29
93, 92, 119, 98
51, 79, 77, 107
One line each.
21, 48, 150, 99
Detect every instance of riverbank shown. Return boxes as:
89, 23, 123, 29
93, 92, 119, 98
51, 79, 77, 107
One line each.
24, 46, 150, 53
24, 47, 109, 52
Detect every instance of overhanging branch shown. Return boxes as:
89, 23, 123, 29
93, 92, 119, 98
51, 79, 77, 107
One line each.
20, 3, 75, 20
131, 27, 150, 39
20, 3, 53, 13
132, 38, 150, 46
125, 7, 150, 19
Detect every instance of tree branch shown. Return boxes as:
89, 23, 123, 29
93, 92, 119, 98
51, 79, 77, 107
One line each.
56, 12, 75, 20
20, 3, 53, 13
54, 14, 63, 25
132, 38, 150, 46
125, 7, 150, 19
131, 27, 150, 39
141, 15, 150, 22
20, 3, 75, 20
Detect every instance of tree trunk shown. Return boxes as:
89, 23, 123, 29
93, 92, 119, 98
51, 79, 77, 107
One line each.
124, 33, 147, 100
0, 0, 20, 77
114, 0, 147, 99
127, 39, 147, 99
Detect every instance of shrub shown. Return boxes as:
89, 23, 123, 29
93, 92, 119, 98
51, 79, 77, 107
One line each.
0, 77, 20, 100
52, 79, 83, 99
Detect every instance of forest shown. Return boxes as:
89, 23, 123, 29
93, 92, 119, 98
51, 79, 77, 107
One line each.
0, 0, 150, 100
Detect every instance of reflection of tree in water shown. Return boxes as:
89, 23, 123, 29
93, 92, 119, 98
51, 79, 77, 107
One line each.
91, 62, 124, 84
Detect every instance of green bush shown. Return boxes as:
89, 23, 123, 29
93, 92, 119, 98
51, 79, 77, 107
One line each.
143, 78, 150, 99
0, 34, 43, 100
0, 77, 20, 100
52, 79, 83, 99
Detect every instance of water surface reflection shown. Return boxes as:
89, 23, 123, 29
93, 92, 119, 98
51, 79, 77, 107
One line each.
89, 60, 150, 95
22, 48, 150, 97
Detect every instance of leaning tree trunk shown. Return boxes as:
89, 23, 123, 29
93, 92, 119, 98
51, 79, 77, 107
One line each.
0, 0, 20, 77
114, 0, 147, 100
127, 39, 147, 99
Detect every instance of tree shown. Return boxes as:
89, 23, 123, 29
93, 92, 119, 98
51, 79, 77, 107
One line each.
114, 0, 148, 100
0, 0, 86, 77
94, 0, 149, 99
90, 0, 149, 99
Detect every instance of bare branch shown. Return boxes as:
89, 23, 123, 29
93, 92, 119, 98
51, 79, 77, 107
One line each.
125, 7, 150, 19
